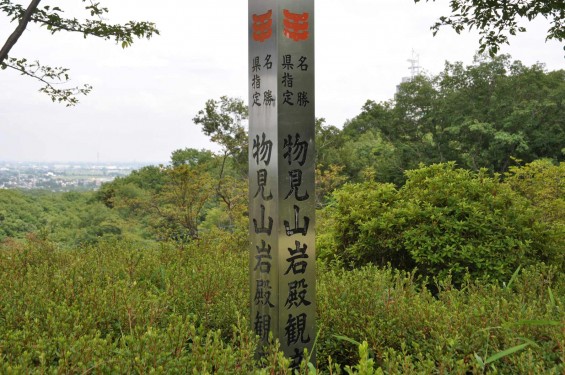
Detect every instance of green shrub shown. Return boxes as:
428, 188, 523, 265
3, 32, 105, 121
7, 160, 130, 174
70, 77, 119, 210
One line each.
0, 236, 563, 373
505, 159, 565, 271
0, 234, 253, 372
318, 162, 562, 285
317, 262, 564, 374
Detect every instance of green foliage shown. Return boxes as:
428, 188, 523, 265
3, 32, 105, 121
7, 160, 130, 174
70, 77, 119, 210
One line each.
317, 263, 564, 374
0, 236, 562, 373
414, 0, 565, 56
0, 234, 257, 373
96, 154, 249, 244
101, 164, 215, 242
337, 130, 401, 184
316, 164, 348, 208
193, 96, 249, 170
1, 1, 158, 43
170, 148, 214, 168
432, 56, 565, 172
334, 55, 565, 182
506, 159, 565, 223
315, 118, 344, 169
155, 164, 215, 241
0, 189, 137, 246
2, 60, 564, 371
505, 159, 565, 271
1, 0, 159, 105
318, 162, 563, 284
119, 165, 167, 193
0, 189, 47, 239
317, 180, 404, 267
343, 341, 379, 375
1, 57, 93, 106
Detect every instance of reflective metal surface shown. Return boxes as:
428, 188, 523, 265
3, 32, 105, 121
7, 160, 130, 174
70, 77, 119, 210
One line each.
249, 0, 315, 367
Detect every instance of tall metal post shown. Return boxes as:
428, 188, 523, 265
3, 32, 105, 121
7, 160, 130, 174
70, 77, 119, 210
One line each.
248, 0, 315, 367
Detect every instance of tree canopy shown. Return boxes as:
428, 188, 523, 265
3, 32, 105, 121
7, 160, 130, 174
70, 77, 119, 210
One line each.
330, 54, 565, 184
0, 0, 158, 105
415, 0, 565, 56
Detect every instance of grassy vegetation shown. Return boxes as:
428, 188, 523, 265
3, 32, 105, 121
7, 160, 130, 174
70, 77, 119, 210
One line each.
0, 231, 562, 373
2, 54, 564, 373
0, 160, 563, 373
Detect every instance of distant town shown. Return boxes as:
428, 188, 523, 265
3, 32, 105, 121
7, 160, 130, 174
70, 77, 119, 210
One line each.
0, 161, 154, 192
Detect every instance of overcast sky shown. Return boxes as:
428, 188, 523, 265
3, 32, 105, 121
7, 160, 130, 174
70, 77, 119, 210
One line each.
1, 0, 563, 163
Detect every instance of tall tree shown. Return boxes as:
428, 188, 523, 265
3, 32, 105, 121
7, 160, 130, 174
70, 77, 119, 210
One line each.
431, 54, 565, 171
170, 148, 214, 168
338, 54, 565, 179
193, 96, 249, 216
0, 0, 159, 105
414, 0, 565, 56
193, 96, 249, 168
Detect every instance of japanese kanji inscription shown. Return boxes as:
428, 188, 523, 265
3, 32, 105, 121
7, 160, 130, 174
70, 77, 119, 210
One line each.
249, 0, 315, 367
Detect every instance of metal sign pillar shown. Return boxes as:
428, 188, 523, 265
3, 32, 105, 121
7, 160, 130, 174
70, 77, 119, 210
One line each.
248, 0, 315, 367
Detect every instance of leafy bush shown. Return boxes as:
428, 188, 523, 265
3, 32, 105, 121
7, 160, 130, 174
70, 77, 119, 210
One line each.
0, 233, 250, 372
505, 160, 565, 270
317, 262, 564, 374
0, 236, 563, 373
318, 162, 563, 284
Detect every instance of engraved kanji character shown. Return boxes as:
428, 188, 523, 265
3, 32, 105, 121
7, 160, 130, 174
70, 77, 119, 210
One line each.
253, 92, 261, 107
290, 348, 304, 369
254, 169, 273, 201
285, 240, 309, 275
282, 90, 294, 106
254, 204, 274, 235
255, 279, 275, 307
285, 278, 311, 309
254, 311, 272, 340
282, 72, 294, 88
285, 313, 310, 346
282, 54, 294, 70
254, 239, 272, 273
298, 56, 308, 71
264, 54, 273, 69
297, 91, 309, 107
252, 74, 261, 89
252, 56, 261, 72
263, 90, 275, 106
284, 205, 310, 236
283, 133, 308, 166
285, 169, 309, 201
252, 133, 273, 166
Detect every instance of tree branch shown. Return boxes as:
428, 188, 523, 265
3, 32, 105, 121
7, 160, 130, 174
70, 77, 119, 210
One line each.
2, 57, 92, 106
0, 0, 42, 65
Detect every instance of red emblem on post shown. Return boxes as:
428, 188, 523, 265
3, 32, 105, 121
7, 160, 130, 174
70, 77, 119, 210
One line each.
252, 10, 273, 42
283, 9, 309, 42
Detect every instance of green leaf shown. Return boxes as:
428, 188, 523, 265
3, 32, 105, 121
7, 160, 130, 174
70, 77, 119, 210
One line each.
484, 343, 529, 365
334, 334, 363, 347
504, 265, 521, 289
307, 362, 317, 374
474, 352, 485, 368
548, 286, 556, 307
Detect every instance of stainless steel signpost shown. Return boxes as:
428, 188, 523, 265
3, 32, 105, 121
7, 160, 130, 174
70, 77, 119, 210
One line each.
248, 0, 315, 367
